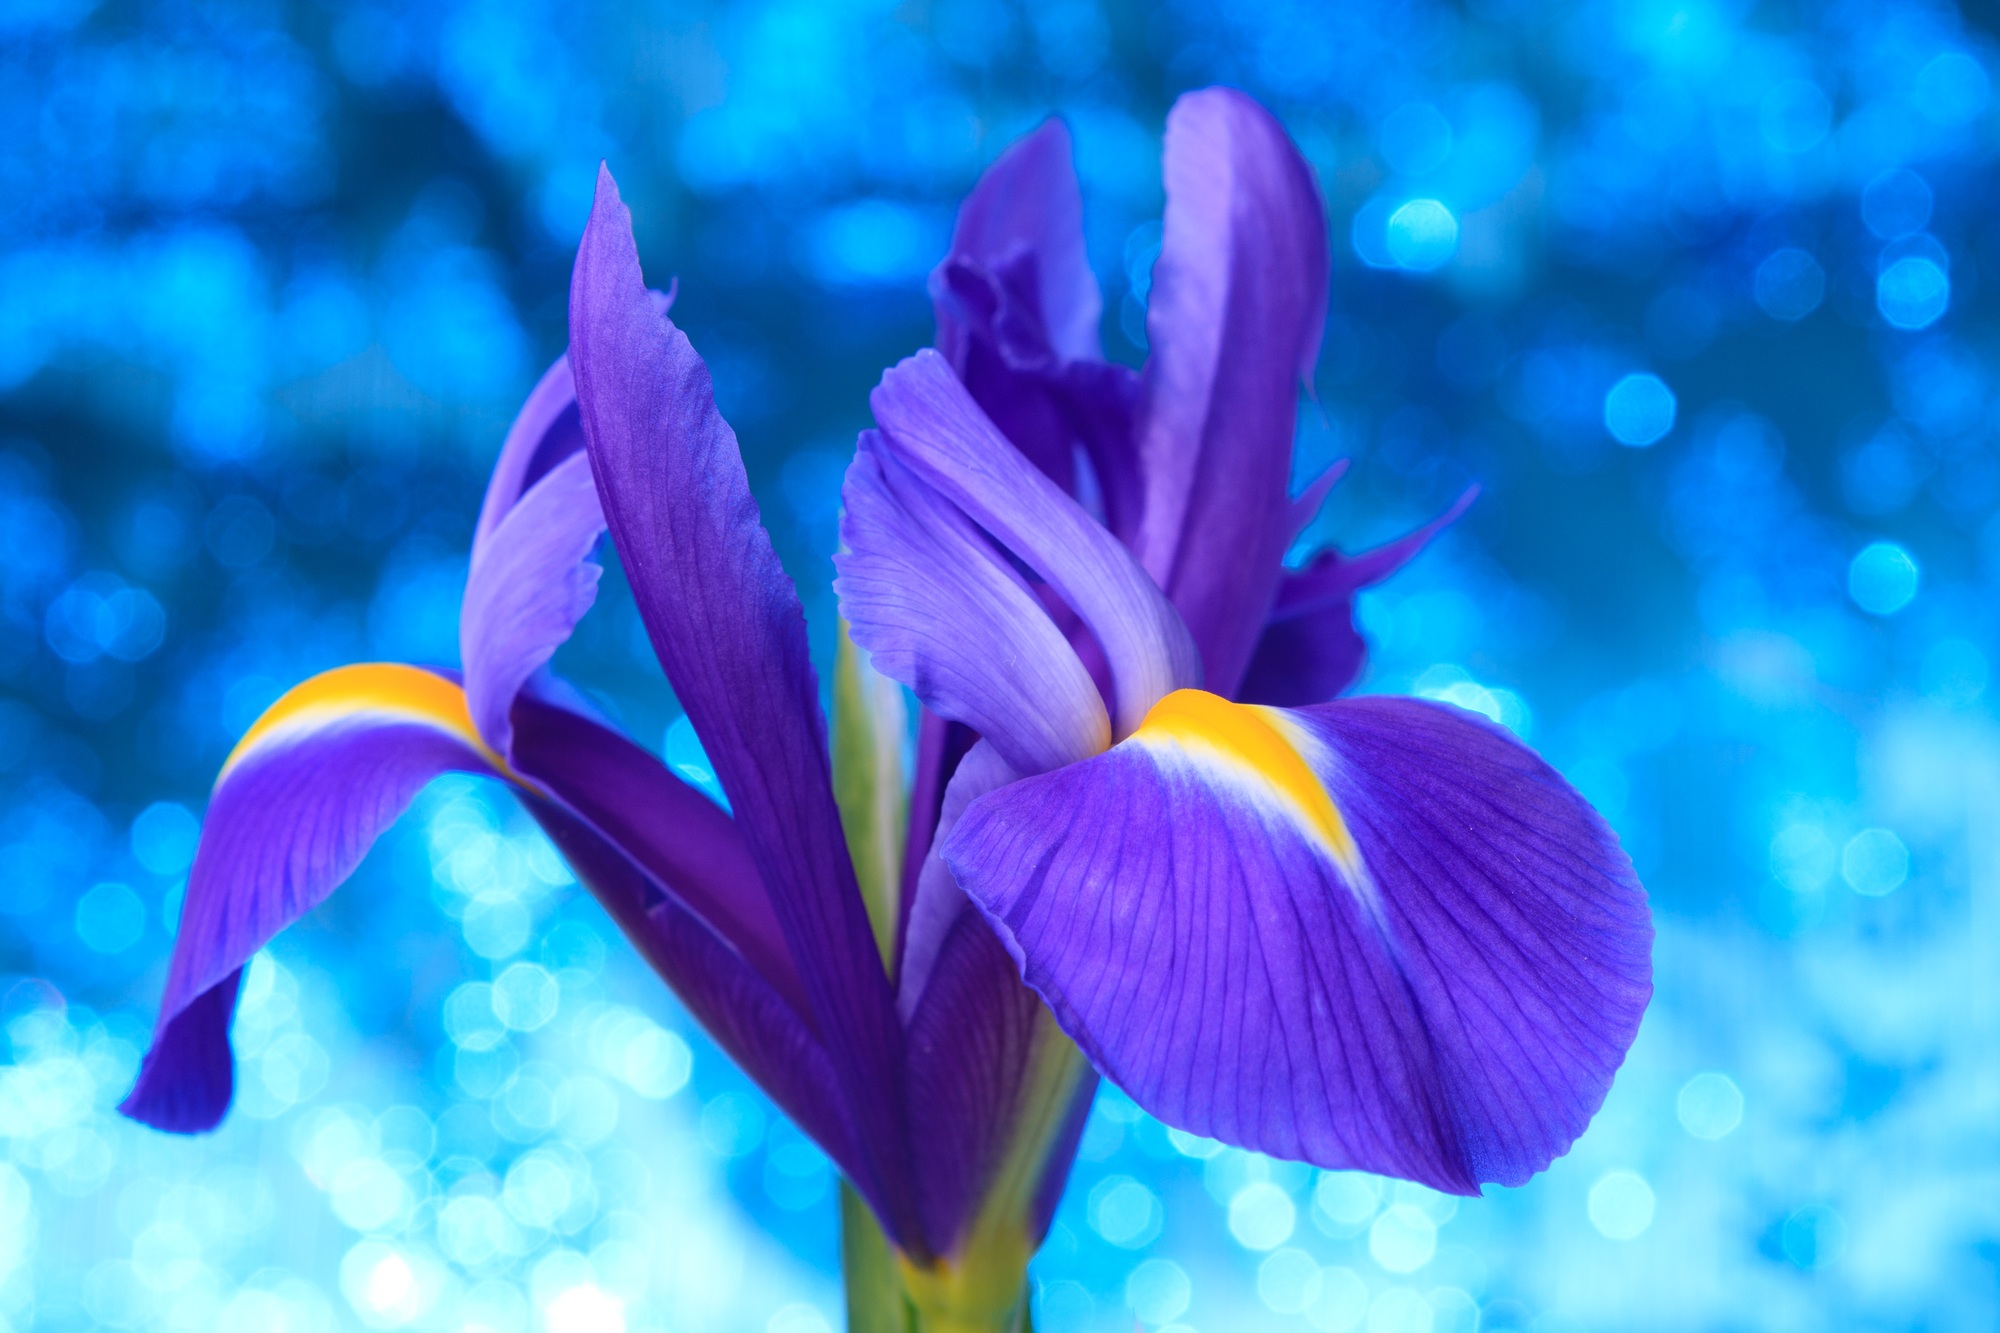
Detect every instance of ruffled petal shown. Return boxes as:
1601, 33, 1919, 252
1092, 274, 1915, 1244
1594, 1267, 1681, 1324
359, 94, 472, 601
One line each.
945, 690, 1652, 1194
461, 451, 607, 758
836, 432, 1109, 776
1135, 88, 1330, 698
932, 118, 1102, 489
121, 664, 504, 1132
935, 118, 1101, 367
569, 166, 913, 1240
1239, 486, 1477, 707
869, 349, 1199, 735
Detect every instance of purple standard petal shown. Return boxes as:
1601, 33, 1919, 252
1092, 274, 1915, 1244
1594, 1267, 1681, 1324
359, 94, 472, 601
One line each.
1239, 486, 1477, 707
1135, 88, 1330, 698
461, 452, 607, 759
935, 118, 1101, 368
836, 432, 1109, 776
122, 664, 503, 1132
870, 350, 1200, 735
946, 689, 1652, 1194
931, 119, 1102, 489
569, 167, 914, 1243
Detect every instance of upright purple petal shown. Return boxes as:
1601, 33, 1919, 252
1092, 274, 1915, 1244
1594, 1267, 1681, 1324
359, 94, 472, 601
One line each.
1135, 88, 1330, 698
935, 118, 1101, 367
870, 350, 1200, 735
461, 452, 606, 759
1239, 486, 1478, 707
122, 664, 503, 1132
836, 433, 1109, 776
946, 690, 1651, 1194
932, 119, 1102, 488
568, 166, 914, 1244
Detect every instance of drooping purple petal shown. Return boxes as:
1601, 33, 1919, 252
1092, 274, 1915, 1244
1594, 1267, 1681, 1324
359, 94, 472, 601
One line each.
1134, 88, 1330, 698
946, 690, 1651, 1194
507, 692, 803, 1020
521, 791, 862, 1183
837, 432, 1109, 776
870, 349, 1200, 735
568, 166, 914, 1244
1238, 486, 1478, 707
121, 664, 503, 1132
461, 452, 607, 759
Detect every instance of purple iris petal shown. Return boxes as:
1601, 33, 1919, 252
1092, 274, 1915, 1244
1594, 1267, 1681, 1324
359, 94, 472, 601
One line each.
902, 903, 1069, 1255
461, 451, 607, 759
521, 790, 862, 1187
1240, 485, 1478, 707
936, 118, 1101, 367
121, 668, 501, 1133
837, 432, 1109, 776
932, 118, 1103, 489
895, 740, 1021, 1019
473, 355, 584, 557
1135, 87, 1330, 698
568, 165, 915, 1244
945, 692, 1651, 1195
507, 692, 804, 1021
869, 349, 1200, 736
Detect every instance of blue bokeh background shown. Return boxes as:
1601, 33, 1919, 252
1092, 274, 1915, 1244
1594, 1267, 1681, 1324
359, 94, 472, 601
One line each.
4, 0, 1998, 1329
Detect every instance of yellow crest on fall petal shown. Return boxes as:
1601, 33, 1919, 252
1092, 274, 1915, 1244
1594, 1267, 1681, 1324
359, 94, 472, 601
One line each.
1132, 688, 1361, 874
222, 662, 506, 781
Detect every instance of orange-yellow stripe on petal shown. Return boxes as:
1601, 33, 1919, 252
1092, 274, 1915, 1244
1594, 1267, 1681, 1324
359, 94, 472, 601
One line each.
1132, 688, 1360, 873
221, 663, 508, 781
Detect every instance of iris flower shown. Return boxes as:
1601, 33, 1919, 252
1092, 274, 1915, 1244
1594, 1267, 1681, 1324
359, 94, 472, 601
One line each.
120, 87, 1650, 1332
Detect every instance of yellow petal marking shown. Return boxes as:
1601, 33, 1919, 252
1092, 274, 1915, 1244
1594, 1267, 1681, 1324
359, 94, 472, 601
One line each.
1133, 687, 1359, 872
221, 662, 507, 782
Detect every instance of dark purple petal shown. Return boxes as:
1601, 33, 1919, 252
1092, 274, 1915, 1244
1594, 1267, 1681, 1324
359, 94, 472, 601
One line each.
121, 664, 502, 1132
946, 690, 1651, 1194
896, 740, 1020, 1018
902, 907, 1092, 1258
1239, 486, 1477, 707
569, 166, 913, 1241
508, 691, 804, 1020
521, 792, 864, 1189
461, 452, 606, 759
836, 433, 1109, 776
897, 710, 977, 966
1135, 88, 1330, 698
870, 350, 1200, 735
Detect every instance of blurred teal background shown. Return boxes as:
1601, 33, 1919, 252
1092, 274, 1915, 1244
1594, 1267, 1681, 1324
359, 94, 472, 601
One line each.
3, 0, 1998, 1329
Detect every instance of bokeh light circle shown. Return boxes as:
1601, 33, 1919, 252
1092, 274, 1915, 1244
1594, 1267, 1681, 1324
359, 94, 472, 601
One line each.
1603, 372, 1677, 447
1848, 541, 1919, 614
1384, 199, 1459, 272
1877, 256, 1950, 329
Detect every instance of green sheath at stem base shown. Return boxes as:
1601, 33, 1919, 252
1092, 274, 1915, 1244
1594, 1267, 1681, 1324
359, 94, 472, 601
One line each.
840, 1184, 1035, 1333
